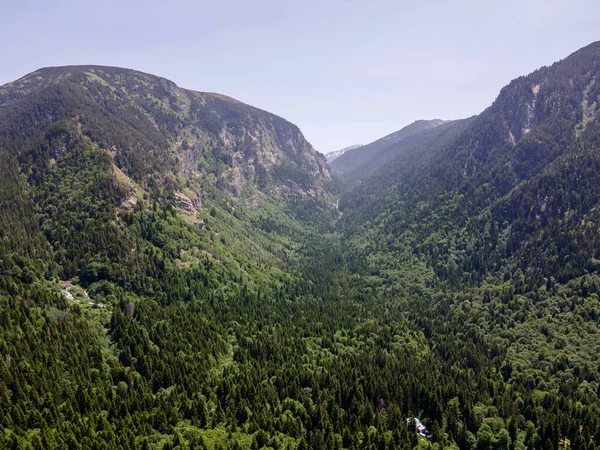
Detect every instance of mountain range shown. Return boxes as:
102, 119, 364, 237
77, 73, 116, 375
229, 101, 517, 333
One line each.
1, 42, 600, 449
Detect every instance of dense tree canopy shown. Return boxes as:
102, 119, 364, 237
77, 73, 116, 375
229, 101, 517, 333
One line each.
1, 42, 600, 449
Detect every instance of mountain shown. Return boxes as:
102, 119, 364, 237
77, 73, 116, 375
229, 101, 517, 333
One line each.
0, 65, 330, 202
324, 144, 362, 162
3, 43, 600, 450
343, 41, 600, 236
342, 40, 600, 307
0, 66, 346, 449
339, 40, 600, 447
330, 118, 449, 177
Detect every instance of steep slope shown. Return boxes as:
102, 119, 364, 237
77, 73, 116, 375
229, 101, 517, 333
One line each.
0, 64, 337, 291
343, 41, 600, 260
341, 40, 600, 300
0, 65, 330, 202
338, 41, 600, 447
330, 118, 449, 178
324, 144, 362, 162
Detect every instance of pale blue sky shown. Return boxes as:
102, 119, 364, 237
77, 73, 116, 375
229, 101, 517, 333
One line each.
1, 0, 598, 152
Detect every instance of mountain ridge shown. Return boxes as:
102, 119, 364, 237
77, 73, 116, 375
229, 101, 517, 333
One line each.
325, 144, 363, 162
0, 65, 331, 204
330, 118, 450, 177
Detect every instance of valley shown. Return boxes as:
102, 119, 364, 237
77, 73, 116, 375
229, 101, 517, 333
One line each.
1, 42, 600, 450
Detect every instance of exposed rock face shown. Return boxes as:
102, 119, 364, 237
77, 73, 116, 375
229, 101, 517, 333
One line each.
245, 195, 260, 209
175, 89, 330, 198
173, 192, 201, 215
275, 182, 323, 198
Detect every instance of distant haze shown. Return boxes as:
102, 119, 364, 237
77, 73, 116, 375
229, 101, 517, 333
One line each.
325, 145, 363, 162
1, 0, 599, 153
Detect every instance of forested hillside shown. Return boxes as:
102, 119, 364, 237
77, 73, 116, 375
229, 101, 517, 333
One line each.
1, 43, 600, 450
329, 119, 451, 180
338, 41, 600, 449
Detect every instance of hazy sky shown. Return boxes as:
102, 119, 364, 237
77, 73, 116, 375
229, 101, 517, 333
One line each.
1, 0, 599, 153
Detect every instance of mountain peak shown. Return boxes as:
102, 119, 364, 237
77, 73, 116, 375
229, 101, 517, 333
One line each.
0, 65, 331, 202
